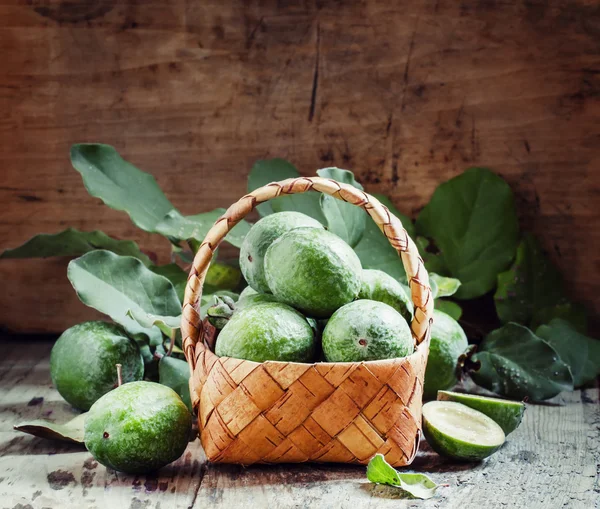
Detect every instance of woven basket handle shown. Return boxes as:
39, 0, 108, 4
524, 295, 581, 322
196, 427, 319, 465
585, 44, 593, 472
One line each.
181, 176, 433, 370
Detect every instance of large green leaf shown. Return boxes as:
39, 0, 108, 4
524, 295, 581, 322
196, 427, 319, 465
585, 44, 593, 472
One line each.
71, 144, 175, 233
150, 263, 188, 303
247, 159, 326, 223
366, 454, 440, 500
317, 168, 366, 247
530, 302, 588, 334
159, 356, 192, 412
416, 168, 519, 300
67, 250, 181, 345
536, 319, 600, 388
247, 159, 302, 217
353, 194, 414, 283
494, 234, 566, 325
471, 323, 573, 401
155, 209, 251, 248
0, 228, 151, 265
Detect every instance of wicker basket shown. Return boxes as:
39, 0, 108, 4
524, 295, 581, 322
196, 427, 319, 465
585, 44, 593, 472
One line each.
181, 176, 434, 467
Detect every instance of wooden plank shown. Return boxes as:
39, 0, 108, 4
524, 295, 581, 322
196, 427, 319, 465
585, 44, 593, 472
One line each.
1, 1, 599, 334
0, 336, 598, 508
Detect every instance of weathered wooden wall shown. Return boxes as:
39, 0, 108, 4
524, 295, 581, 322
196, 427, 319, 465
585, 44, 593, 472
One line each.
1, 0, 599, 333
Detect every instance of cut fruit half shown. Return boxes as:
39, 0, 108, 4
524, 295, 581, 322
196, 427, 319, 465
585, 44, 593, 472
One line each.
422, 401, 505, 461
437, 390, 525, 435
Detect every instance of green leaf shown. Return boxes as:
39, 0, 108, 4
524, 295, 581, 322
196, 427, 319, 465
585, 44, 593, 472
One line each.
67, 251, 182, 346
536, 319, 600, 387
416, 237, 448, 275
247, 159, 303, 217
159, 356, 192, 412
150, 264, 188, 303
435, 300, 463, 320
317, 168, 366, 247
155, 209, 251, 248
0, 228, 151, 265
127, 309, 181, 338
366, 454, 440, 500
353, 194, 414, 283
71, 144, 175, 233
471, 323, 573, 401
416, 168, 519, 300
531, 302, 588, 334
430, 273, 461, 299
14, 413, 87, 444
247, 159, 326, 223
494, 234, 566, 326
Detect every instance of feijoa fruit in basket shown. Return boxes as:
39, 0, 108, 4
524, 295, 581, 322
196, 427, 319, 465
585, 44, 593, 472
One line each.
50, 321, 144, 411
321, 300, 413, 362
423, 310, 469, 400
264, 227, 362, 318
84, 381, 192, 474
215, 301, 315, 362
240, 211, 324, 294
358, 269, 414, 324
236, 286, 279, 309
422, 401, 505, 461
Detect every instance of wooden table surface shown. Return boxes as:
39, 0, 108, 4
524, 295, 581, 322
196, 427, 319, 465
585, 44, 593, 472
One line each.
1, 336, 598, 509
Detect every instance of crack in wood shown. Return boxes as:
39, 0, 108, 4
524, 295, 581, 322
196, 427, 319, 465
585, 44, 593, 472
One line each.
308, 22, 320, 122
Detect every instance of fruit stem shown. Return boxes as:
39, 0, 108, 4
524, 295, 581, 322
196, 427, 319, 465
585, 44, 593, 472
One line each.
167, 329, 176, 357
116, 364, 123, 387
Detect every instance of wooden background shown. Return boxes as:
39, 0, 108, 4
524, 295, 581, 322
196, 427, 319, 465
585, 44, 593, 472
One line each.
1, 0, 599, 334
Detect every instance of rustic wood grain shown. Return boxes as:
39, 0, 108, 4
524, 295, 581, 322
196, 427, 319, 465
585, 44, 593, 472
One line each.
1, 0, 600, 333
1, 336, 598, 508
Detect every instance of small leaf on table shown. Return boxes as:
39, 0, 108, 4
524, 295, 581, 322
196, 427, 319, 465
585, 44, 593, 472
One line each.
353, 194, 414, 282
471, 323, 573, 401
366, 454, 440, 500
416, 167, 519, 300
70, 144, 175, 233
14, 413, 87, 444
68, 250, 182, 346
0, 228, 151, 265
317, 168, 366, 247
536, 319, 600, 388
159, 356, 192, 412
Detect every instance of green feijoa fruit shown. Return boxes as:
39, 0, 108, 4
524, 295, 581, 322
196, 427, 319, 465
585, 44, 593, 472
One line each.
215, 302, 315, 362
358, 269, 413, 323
322, 300, 413, 362
236, 286, 279, 310
437, 391, 525, 435
422, 401, 505, 461
240, 212, 323, 293
264, 227, 362, 318
50, 321, 144, 411
423, 310, 469, 400
84, 381, 191, 474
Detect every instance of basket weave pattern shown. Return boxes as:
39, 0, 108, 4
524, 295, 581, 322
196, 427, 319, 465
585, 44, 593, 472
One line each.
182, 177, 433, 466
